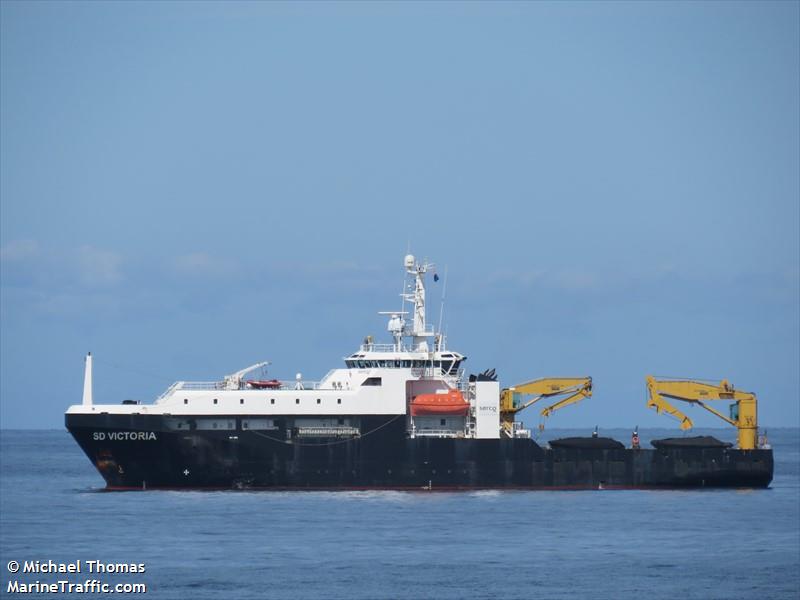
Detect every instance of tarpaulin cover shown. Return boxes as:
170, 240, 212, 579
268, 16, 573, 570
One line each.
650, 436, 733, 449
548, 437, 625, 450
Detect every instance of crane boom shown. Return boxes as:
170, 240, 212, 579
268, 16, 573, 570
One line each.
540, 387, 592, 418
224, 361, 271, 390
645, 375, 758, 449
500, 377, 592, 433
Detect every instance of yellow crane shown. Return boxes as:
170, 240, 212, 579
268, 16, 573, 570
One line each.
645, 375, 758, 450
499, 377, 593, 435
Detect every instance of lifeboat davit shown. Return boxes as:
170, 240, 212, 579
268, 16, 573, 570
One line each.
245, 379, 282, 390
410, 390, 469, 416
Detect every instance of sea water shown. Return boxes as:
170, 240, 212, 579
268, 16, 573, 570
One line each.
1, 428, 798, 599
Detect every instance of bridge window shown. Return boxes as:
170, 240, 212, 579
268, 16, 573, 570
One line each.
357, 360, 366, 368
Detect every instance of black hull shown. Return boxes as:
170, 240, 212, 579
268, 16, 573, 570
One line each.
66, 414, 774, 490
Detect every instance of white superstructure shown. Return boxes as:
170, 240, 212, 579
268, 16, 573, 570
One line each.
66, 255, 501, 439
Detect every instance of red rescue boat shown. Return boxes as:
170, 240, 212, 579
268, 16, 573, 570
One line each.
410, 390, 469, 416
245, 379, 282, 390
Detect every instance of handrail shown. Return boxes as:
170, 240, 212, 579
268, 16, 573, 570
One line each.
155, 379, 329, 395
155, 381, 183, 403
179, 381, 226, 390
359, 343, 400, 352
409, 429, 464, 438
296, 426, 360, 437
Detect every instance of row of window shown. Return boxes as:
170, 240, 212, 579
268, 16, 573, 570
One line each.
183, 398, 344, 405
344, 359, 461, 373
171, 418, 277, 431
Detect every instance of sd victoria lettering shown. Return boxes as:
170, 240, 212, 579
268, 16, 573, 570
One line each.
93, 431, 157, 441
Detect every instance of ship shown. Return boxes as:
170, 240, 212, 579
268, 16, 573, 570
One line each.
65, 255, 773, 490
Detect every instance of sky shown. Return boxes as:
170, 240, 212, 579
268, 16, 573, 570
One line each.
1, 1, 798, 430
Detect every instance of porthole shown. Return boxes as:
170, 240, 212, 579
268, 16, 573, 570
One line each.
270, 399, 275, 404
337, 399, 342, 404
317, 398, 321, 404
213, 399, 218, 405
296, 398, 300, 404
240, 399, 244, 405
184, 399, 188, 405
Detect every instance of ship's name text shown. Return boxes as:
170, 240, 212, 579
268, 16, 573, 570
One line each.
93, 431, 157, 441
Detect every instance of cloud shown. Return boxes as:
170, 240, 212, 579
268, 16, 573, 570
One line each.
77, 245, 123, 286
552, 270, 600, 291
172, 252, 238, 277
0, 239, 40, 262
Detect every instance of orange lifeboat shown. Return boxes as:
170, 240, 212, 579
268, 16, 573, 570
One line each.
410, 390, 469, 416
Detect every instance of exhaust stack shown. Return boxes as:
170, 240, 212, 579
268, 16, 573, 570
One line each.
82, 352, 93, 406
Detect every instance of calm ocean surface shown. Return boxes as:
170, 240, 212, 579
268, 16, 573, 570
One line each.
1, 428, 798, 600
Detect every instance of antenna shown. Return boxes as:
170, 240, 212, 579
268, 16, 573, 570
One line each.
399, 253, 409, 345
437, 265, 448, 348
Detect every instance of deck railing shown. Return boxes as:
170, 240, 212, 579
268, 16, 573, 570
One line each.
409, 429, 465, 438
156, 378, 327, 399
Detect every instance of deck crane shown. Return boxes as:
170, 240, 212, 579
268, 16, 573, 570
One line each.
223, 361, 271, 390
645, 375, 759, 450
499, 377, 593, 436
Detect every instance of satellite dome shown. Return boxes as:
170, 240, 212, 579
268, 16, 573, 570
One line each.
404, 254, 415, 269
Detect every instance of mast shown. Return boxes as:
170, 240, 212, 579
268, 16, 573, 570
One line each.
403, 254, 434, 352
82, 352, 93, 406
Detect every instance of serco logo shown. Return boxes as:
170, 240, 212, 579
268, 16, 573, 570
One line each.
479, 406, 497, 412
